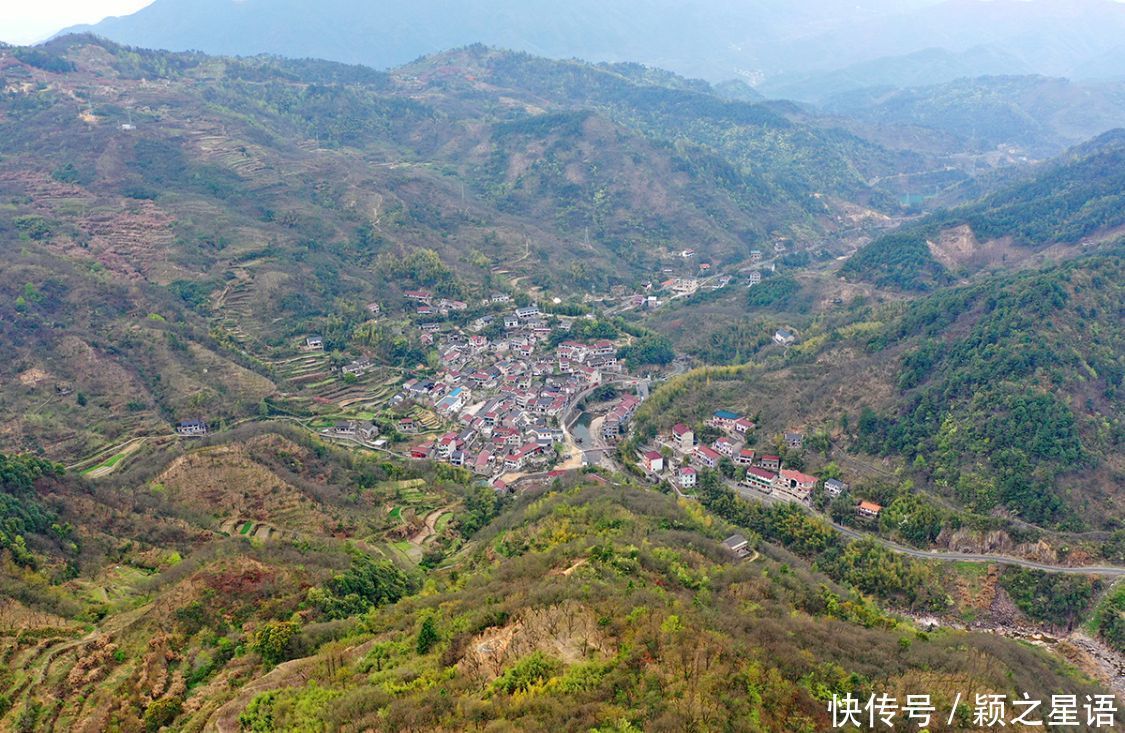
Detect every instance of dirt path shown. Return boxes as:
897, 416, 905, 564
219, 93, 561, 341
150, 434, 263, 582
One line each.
409, 505, 455, 545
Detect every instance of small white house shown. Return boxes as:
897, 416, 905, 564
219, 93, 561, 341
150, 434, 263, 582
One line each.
176, 419, 207, 436
773, 328, 797, 346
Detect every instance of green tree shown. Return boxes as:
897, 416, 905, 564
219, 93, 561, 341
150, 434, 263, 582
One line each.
416, 614, 439, 654
144, 697, 183, 732
252, 620, 300, 666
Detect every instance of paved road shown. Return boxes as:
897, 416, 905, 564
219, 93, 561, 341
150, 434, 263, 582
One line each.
686, 470, 1125, 578
830, 521, 1125, 577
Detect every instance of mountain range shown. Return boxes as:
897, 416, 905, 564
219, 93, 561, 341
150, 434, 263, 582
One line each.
59, 0, 1125, 98
1, 28, 1124, 733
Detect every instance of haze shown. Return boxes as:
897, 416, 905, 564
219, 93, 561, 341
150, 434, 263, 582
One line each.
1, 0, 155, 45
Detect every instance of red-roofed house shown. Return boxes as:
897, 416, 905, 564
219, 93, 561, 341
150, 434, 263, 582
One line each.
692, 445, 721, 469
590, 340, 615, 357
672, 423, 694, 453
677, 466, 697, 489
734, 418, 756, 434
642, 450, 664, 473
857, 501, 883, 518
735, 449, 756, 466
777, 469, 818, 497
504, 442, 542, 471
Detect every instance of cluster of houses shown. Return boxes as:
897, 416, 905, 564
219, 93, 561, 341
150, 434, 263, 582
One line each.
404, 289, 469, 317
601, 394, 641, 441
367, 309, 643, 481
637, 408, 879, 519
280, 290, 651, 485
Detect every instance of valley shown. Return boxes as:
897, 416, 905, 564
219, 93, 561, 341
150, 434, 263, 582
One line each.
0, 32, 1122, 732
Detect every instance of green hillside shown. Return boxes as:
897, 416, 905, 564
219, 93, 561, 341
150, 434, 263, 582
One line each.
841, 130, 1125, 290
2, 444, 1115, 731
823, 76, 1125, 155
637, 249, 1124, 534
859, 253, 1124, 526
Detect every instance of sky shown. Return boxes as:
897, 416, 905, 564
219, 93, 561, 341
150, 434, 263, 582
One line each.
1, 0, 156, 45
4, 0, 1125, 47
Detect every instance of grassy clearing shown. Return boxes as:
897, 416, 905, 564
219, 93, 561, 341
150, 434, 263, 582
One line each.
950, 561, 991, 578
81, 451, 127, 475
384, 478, 427, 490
72, 565, 152, 612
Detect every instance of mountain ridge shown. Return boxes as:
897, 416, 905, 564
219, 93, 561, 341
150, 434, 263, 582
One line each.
55, 0, 1125, 94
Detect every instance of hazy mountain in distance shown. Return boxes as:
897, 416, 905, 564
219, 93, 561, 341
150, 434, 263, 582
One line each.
760, 46, 1034, 102
822, 76, 1125, 155
55, 0, 932, 80
1073, 43, 1125, 81
58, 0, 1125, 89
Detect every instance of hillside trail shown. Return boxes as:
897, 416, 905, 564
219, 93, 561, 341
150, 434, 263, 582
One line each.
409, 505, 456, 545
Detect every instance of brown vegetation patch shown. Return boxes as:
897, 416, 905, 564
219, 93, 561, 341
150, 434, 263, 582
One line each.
0, 598, 76, 633
153, 445, 336, 533
927, 224, 980, 271
459, 600, 612, 680
17, 367, 50, 387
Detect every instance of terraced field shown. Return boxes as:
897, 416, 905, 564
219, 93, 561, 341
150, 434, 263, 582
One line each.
409, 405, 443, 432
78, 438, 146, 477
274, 352, 332, 388
213, 275, 258, 348
219, 516, 285, 541
0, 602, 153, 731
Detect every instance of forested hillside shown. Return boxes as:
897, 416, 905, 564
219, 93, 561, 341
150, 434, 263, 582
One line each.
3, 445, 1114, 731
0, 426, 499, 731
858, 253, 1123, 527
637, 249, 1124, 533
823, 76, 1125, 156
841, 130, 1125, 289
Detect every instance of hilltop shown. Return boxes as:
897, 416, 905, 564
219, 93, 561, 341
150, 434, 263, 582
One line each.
1, 440, 1119, 731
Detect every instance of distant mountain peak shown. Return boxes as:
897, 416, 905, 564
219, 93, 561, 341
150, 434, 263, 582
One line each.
54, 0, 1125, 93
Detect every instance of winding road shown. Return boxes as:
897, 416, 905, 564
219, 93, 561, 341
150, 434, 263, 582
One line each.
829, 521, 1125, 577
702, 460, 1125, 578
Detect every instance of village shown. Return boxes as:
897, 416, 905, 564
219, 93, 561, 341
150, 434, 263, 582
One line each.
173, 250, 872, 521
284, 292, 647, 492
